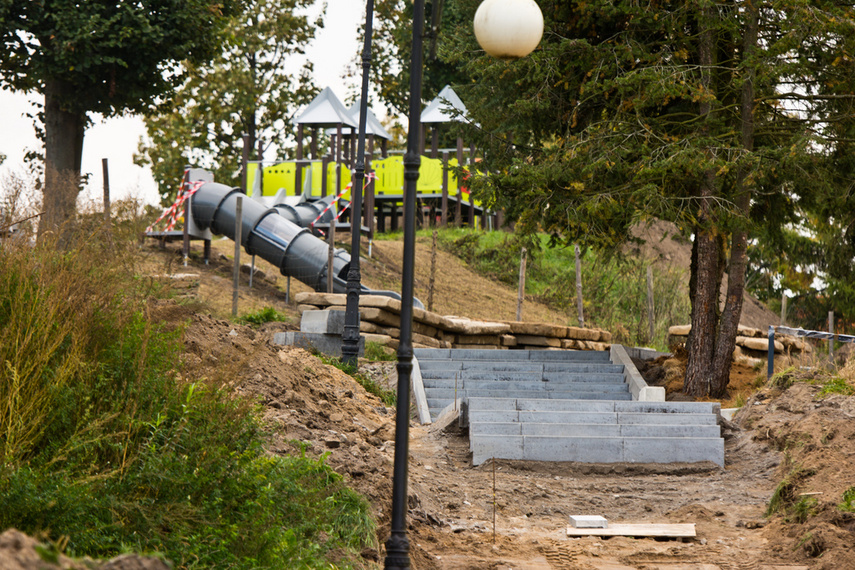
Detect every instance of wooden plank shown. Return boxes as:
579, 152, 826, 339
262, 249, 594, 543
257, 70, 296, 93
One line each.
566, 523, 695, 538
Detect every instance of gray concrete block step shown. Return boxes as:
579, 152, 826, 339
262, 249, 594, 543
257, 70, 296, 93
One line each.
469, 421, 721, 438
470, 435, 725, 466
428, 389, 632, 402
419, 370, 627, 383
415, 348, 611, 362
417, 361, 625, 374
465, 409, 718, 425
467, 398, 720, 415
423, 379, 630, 393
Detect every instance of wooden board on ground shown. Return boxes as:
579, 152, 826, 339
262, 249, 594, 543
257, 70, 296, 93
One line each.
566, 523, 696, 538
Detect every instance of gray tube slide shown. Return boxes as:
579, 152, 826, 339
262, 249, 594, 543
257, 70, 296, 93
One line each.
190, 182, 422, 308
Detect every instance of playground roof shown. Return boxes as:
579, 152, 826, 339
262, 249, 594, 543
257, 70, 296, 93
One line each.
420, 85, 470, 124
347, 98, 392, 140
294, 87, 357, 128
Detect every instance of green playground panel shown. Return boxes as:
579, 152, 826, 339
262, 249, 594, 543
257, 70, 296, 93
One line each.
248, 161, 353, 200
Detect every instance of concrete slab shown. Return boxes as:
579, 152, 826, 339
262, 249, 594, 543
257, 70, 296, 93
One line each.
616, 412, 718, 425
569, 515, 608, 529
622, 437, 724, 466
523, 436, 624, 462
300, 309, 346, 334
271, 331, 363, 358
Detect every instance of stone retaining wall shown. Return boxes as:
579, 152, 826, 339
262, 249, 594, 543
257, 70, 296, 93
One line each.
295, 292, 612, 351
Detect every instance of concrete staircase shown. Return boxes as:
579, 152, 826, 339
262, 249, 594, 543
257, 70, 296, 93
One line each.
414, 348, 724, 467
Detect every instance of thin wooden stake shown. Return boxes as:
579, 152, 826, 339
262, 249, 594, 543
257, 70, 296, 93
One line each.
232, 196, 243, 317
646, 265, 655, 342
428, 230, 437, 312
516, 247, 527, 321
829, 311, 835, 364
575, 244, 584, 327
492, 459, 497, 544
781, 294, 788, 326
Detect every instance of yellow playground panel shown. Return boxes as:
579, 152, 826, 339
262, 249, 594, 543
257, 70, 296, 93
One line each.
247, 161, 352, 200
246, 156, 481, 209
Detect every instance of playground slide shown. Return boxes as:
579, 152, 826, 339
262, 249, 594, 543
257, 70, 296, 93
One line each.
190, 181, 422, 307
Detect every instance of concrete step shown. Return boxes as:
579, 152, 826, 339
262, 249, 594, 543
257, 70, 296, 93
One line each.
467, 397, 720, 415
465, 409, 718, 425
415, 348, 611, 362
469, 422, 721, 438
419, 370, 627, 383
417, 361, 626, 374
423, 379, 630, 393
470, 435, 725, 466
428, 389, 631, 402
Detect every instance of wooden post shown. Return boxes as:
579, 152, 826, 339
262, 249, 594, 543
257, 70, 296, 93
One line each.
257, 139, 264, 196
441, 151, 449, 227
455, 138, 463, 227
829, 311, 835, 363
233, 196, 243, 317
781, 294, 788, 326
328, 214, 336, 294
321, 154, 330, 197
428, 230, 437, 312
311, 127, 318, 159
647, 265, 655, 342
182, 167, 191, 267
101, 158, 111, 230
517, 247, 527, 321
431, 127, 439, 158
295, 124, 304, 196
575, 244, 584, 327
241, 134, 250, 194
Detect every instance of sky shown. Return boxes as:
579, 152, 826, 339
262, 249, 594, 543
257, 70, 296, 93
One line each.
0, 0, 366, 207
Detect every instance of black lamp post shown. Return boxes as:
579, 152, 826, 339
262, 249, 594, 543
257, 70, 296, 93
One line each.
383, 1, 544, 567
341, 0, 375, 368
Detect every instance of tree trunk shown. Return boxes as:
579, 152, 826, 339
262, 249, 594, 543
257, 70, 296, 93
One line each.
709, 4, 759, 397
684, 7, 720, 397
41, 78, 86, 241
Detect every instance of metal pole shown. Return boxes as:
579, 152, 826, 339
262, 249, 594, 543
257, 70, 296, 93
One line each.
101, 158, 111, 230
516, 247, 527, 321
233, 196, 243, 317
385, 0, 424, 566
342, 0, 375, 367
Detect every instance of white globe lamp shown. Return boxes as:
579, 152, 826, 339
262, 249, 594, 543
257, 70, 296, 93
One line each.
473, 0, 544, 60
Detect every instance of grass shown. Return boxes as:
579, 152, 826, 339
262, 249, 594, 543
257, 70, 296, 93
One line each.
430, 228, 690, 351
0, 190, 376, 567
319, 354, 397, 407
766, 466, 816, 519
238, 305, 290, 326
840, 487, 855, 512
365, 340, 397, 361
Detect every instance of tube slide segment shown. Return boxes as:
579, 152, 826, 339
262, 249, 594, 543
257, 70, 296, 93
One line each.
190, 182, 420, 307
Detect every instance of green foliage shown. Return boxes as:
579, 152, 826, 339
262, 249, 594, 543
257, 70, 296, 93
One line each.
239, 306, 290, 326
0, 231, 375, 567
0, 0, 242, 117
365, 340, 397, 362
839, 487, 855, 513
136, 0, 322, 202
817, 377, 855, 397
319, 355, 396, 407
766, 467, 815, 518
435, 228, 689, 351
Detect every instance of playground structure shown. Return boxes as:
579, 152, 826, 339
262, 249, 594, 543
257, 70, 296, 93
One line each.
145, 86, 492, 298
244, 86, 495, 236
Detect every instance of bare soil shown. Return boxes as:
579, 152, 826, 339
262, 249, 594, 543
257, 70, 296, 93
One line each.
7, 233, 853, 569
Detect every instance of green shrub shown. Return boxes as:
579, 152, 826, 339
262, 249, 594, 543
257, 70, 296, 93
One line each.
238, 306, 290, 326
0, 230, 375, 568
365, 340, 396, 362
840, 487, 855, 512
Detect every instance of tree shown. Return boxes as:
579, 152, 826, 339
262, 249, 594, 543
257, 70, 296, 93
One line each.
370, 0, 471, 116
437, 0, 855, 396
137, 0, 321, 201
0, 0, 243, 236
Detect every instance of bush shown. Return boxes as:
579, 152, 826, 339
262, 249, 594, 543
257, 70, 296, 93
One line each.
0, 222, 374, 567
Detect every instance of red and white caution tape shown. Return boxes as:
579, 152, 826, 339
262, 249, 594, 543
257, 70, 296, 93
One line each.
146, 177, 206, 233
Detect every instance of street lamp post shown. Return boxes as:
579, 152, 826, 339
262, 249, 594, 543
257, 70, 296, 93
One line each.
384, 1, 543, 568
342, 0, 376, 368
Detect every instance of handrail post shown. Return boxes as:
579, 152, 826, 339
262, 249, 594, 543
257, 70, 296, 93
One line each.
767, 325, 775, 381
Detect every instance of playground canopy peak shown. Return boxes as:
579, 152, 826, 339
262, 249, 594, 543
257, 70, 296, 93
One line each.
421, 85, 470, 124
294, 87, 357, 128
346, 98, 392, 140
